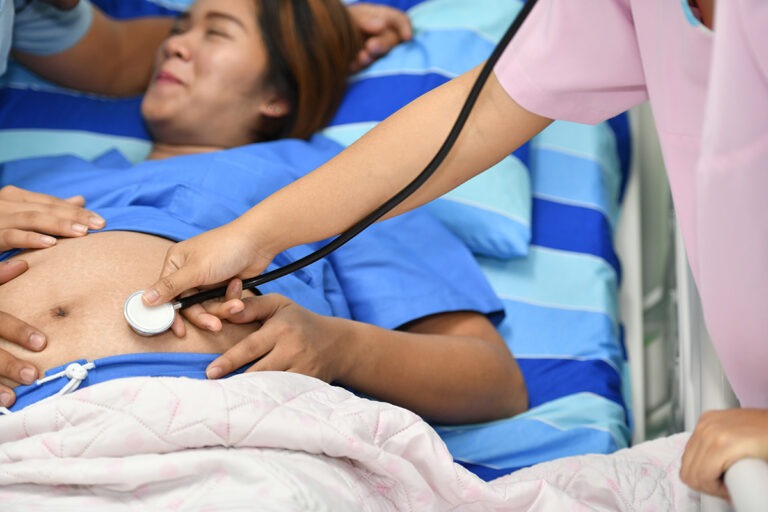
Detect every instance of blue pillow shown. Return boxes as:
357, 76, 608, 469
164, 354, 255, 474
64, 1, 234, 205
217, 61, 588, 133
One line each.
0, 0, 532, 259
327, 0, 532, 259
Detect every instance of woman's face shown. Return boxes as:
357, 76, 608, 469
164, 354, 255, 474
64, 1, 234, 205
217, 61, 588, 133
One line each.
142, 0, 282, 148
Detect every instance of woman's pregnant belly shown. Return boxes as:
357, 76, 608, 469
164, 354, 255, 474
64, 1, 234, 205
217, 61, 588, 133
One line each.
0, 231, 257, 387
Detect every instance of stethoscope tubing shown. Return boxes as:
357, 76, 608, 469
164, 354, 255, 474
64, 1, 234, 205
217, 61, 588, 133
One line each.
176, 0, 539, 310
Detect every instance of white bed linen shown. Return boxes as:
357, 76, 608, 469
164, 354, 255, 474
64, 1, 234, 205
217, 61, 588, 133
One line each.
0, 373, 698, 511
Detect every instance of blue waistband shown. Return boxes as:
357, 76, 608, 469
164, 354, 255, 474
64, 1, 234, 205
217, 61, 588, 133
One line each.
7, 352, 239, 413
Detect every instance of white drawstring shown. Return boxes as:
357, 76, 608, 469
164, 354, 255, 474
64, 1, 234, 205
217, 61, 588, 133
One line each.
35, 361, 96, 397
0, 361, 96, 416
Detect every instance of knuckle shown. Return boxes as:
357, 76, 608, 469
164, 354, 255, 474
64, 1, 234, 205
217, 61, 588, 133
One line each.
159, 275, 178, 294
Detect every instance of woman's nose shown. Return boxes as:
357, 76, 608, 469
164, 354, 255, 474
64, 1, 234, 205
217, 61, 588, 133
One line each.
162, 32, 192, 61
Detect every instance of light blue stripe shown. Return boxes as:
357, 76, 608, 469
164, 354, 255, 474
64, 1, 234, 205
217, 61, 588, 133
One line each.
531, 122, 620, 212
321, 122, 375, 148
531, 150, 620, 227
0, 130, 150, 164
436, 393, 629, 468
515, 393, 630, 449
409, 0, 524, 43
477, 247, 619, 322
497, 301, 620, 361
1, 61, 67, 91
437, 154, 529, 224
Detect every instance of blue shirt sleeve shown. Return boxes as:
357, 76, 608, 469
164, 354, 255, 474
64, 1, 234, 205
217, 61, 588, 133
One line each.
13, 0, 94, 55
324, 210, 505, 330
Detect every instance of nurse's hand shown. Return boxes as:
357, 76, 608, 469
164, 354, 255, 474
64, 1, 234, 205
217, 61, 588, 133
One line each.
199, 284, 346, 383
0, 185, 105, 251
348, 3, 412, 72
142, 219, 275, 309
680, 408, 768, 500
0, 260, 45, 408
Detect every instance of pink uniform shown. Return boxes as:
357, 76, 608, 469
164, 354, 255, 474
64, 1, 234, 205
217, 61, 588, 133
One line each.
495, 0, 768, 407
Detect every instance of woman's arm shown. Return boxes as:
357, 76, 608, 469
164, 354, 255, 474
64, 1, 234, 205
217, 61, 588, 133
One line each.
11, 1, 412, 97
12, 4, 172, 96
200, 287, 527, 424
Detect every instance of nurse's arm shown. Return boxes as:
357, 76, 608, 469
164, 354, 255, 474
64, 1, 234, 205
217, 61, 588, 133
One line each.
245, 63, 553, 259
143, 64, 552, 306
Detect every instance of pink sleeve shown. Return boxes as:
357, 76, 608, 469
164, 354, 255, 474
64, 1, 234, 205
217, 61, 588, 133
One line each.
696, 0, 768, 408
493, 0, 648, 124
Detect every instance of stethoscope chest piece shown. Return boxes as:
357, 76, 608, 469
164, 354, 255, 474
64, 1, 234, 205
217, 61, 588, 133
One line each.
124, 290, 175, 336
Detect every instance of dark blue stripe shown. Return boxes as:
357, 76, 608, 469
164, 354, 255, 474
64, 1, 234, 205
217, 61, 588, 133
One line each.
349, 0, 428, 10
90, 0, 431, 19
518, 358, 624, 409
455, 461, 519, 481
91, 0, 181, 18
531, 198, 621, 279
330, 73, 450, 126
0, 89, 150, 139
606, 113, 631, 203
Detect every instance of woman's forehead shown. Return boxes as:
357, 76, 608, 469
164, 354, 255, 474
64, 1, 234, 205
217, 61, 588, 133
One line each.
189, 0, 258, 25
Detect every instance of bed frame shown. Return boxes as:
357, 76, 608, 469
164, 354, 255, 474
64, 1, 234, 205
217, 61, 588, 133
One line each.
618, 103, 768, 512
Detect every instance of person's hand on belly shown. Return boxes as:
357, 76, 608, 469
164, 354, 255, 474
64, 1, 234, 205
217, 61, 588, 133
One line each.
0, 185, 105, 407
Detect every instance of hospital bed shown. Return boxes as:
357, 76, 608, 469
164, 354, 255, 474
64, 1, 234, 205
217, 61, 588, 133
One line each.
0, 0, 764, 509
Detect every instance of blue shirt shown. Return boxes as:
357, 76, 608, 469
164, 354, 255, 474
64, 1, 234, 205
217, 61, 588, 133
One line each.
0, 135, 504, 329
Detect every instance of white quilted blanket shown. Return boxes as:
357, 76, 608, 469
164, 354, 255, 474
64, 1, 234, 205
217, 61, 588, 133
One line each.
0, 373, 699, 511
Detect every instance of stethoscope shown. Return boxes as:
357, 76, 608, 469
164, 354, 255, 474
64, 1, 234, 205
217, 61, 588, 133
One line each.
124, 0, 539, 336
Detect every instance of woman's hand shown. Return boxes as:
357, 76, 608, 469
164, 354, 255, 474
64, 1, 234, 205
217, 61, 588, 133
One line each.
680, 408, 768, 500
348, 3, 413, 72
199, 286, 347, 384
0, 185, 104, 406
0, 185, 105, 251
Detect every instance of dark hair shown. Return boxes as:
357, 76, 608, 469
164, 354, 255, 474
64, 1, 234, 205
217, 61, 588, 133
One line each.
257, 0, 362, 140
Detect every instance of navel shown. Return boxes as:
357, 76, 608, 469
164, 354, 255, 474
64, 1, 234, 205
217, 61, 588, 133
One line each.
50, 306, 69, 319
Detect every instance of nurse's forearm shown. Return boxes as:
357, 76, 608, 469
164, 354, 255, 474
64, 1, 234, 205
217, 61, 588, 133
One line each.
244, 64, 552, 255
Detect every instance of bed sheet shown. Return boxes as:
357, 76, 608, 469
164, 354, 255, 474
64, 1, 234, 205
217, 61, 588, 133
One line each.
0, 0, 633, 481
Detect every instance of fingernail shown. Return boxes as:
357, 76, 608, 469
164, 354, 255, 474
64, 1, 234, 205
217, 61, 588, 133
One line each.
0, 392, 12, 407
39, 235, 56, 247
20, 367, 36, 384
143, 289, 159, 305
72, 223, 88, 234
89, 215, 106, 229
28, 333, 46, 350
207, 366, 223, 379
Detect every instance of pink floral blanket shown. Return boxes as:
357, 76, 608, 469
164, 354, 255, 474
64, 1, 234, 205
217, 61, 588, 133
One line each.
0, 372, 698, 510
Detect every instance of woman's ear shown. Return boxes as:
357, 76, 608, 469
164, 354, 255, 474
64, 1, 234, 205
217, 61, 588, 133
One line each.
259, 97, 291, 118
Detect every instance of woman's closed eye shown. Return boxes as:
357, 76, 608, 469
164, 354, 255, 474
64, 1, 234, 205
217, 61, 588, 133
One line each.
205, 26, 232, 39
